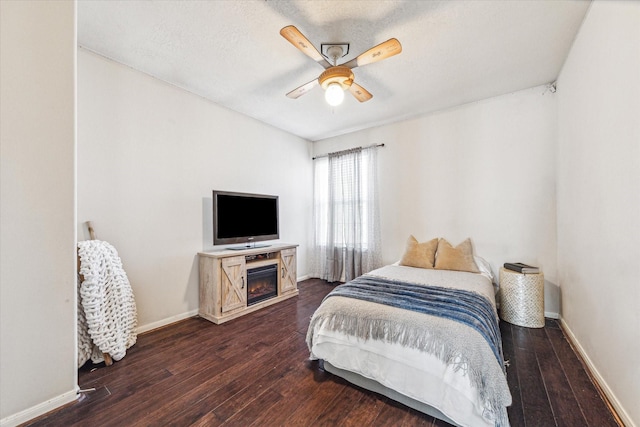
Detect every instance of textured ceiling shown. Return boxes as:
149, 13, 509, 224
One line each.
78, 0, 590, 141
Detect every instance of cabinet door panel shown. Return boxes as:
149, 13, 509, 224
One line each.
221, 256, 246, 312
280, 248, 297, 293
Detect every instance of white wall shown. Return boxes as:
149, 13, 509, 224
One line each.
78, 50, 313, 330
0, 1, 78, 425
557, 1, 640, 425
314, 85, 560, 315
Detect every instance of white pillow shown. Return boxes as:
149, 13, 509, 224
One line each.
474, 255, 498, 292
473, 255, 493, 280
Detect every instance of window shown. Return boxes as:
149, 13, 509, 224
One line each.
311, 147, 381, 281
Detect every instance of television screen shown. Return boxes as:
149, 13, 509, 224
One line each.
213, 190, 279, 247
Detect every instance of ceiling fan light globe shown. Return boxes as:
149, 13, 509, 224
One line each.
325, 83, 344, 106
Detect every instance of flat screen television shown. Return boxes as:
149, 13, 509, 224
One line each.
213, 190, 279, 248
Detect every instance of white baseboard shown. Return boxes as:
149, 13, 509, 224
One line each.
136, 279, 314, 335
0, 388, 78, 427
544, 311, 560, 319
136, 309, 198, 334
560, 318, 635, 427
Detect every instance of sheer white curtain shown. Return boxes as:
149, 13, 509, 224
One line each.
311, 146, 381, 282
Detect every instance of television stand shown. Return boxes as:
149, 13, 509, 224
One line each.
227, 243, 271, 251
197, 244, 298, 324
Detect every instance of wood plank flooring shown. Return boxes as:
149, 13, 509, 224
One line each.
24, 278, 619, 427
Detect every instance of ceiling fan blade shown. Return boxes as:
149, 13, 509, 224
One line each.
280, 25, 332, 69
286, 79, 319, 99
344, 38, 402, 69
348, 82, 373, 102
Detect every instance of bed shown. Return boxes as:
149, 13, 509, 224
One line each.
306, 238, 512, 427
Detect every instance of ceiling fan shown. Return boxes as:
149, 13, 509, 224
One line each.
280, 25, 402, 106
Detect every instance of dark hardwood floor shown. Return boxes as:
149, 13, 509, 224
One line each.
25, 279, 619, 427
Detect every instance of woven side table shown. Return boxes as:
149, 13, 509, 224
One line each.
499, 267, 545, 328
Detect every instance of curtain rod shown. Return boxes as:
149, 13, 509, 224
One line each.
312, 143, 385, 160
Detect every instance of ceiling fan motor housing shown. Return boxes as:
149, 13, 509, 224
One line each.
319, 66, 354, 90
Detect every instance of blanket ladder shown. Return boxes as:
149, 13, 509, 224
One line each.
77, 221, 114, 366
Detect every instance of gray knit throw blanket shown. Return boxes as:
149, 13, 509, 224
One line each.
326, 276, 504, 365
307, 275, 511, 427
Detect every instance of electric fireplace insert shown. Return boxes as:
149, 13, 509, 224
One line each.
246, 264, 278, 305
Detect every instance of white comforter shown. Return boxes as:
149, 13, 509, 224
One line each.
307, 265, 511, 427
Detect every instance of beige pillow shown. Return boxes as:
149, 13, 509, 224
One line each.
399, 235, 438, 269
434, 238, 480, 273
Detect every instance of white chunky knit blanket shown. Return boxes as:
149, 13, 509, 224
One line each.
77, 240, 137, 367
